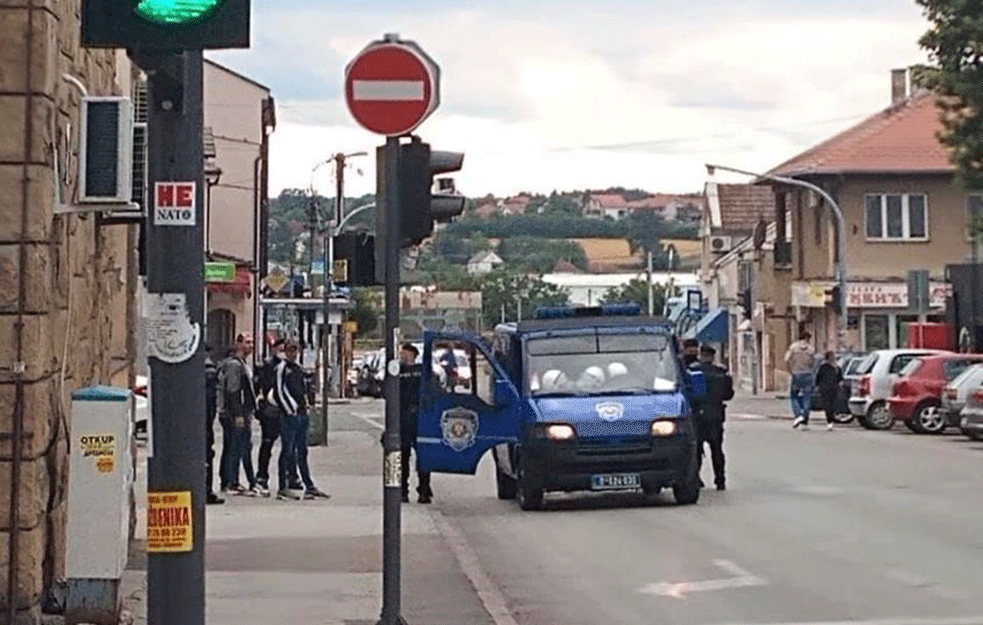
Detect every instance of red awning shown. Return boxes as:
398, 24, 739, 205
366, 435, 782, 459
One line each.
207, 266, 252, 295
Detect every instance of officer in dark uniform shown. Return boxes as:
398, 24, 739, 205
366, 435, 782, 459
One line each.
205, 347, 224, 505
399, 343, 433, 504
691, 345, 734, 491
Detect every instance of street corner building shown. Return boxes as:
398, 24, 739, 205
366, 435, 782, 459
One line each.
702, 67, 983, 392
0, 0, 139, 622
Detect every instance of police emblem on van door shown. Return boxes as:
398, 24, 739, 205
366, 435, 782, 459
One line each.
595, 402, 624, 422
440, 407, 479, 452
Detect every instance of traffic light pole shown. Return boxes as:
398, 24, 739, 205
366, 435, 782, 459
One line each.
139, 49, 206, 625
379, 137, 406, 625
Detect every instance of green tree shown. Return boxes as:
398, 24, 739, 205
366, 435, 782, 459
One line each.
624, 211, 669, 262
915, 0, 983, 203
481, 269, 570, 328
349, 287, 379, 338
497, 236, 587, 272
599, 277, 667, 314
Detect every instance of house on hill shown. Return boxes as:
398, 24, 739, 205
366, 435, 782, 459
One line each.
583, 193, 630, 219
467, 250, 504, 276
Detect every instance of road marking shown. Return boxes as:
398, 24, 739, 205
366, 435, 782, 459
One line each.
429, 509, 520, 625
730, 413, 768, 420
352, 413, 384, 430
639, 559, 766, 599
713, 617, 983, 625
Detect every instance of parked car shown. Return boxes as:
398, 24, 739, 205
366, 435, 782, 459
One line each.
958, 382, 983, 441
849, 348, 949, 430
940, 363, 983, 436
887, 354, 983, 433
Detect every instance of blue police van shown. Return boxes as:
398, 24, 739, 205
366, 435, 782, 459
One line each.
415, 304, 707, 510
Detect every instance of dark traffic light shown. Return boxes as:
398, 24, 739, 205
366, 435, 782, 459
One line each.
397, 137, 465, 246
826, 285, 842, 316
334, 232, 379, 287
82, 0, 250, 50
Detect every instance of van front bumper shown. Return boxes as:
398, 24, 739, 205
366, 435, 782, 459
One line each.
522, 435, 695, 493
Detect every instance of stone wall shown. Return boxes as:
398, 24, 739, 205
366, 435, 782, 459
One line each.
0, 0, 134, 622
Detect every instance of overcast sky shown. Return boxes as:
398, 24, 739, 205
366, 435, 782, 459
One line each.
207, 1, 932, 198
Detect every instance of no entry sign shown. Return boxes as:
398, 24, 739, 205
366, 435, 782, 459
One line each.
344, 36, 440, 136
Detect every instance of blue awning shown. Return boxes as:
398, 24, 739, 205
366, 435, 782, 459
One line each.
686, 308, 729, 344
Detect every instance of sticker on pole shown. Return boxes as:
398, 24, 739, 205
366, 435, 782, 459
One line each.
154, 182, 196, 226
147, 491, 193, 553
146, 293, 200, 364
79, 434, 115, 473
383, 450, 402, 487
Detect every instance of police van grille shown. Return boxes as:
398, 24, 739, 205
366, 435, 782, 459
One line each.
571, 419, 649, 438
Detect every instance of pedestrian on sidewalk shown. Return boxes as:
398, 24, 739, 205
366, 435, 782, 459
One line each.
274, 338, 331, 501
692, 345, 734, 491
205, 347, 224, 505
218, 333, 259, 496
785, 331, 816, 430
815, 351, 843, 431
254, 337, 287, 497
399, 343, 432, 504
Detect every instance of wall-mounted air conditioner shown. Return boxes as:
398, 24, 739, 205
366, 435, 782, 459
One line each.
709, 235, 733, 253
78, 96, 134, 204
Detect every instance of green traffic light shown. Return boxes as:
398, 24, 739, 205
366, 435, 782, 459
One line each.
135, 0, 224, 25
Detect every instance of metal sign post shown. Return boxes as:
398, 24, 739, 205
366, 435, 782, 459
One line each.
139, 49, 207, 625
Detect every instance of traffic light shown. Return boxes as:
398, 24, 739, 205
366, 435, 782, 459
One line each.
739, 288, 752, 319
334, 232, 379, 287
82, 0, 250, 50
826, 285, 842, 316
398, 137, 465, 246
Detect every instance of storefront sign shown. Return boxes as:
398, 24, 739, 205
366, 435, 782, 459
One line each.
792, 281, 950, 309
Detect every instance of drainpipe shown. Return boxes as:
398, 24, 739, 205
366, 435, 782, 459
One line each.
8, 0, 36, 619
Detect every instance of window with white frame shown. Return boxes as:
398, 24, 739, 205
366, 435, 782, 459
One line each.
864, 193, 928, 240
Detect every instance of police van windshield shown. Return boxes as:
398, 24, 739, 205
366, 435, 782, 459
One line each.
526, 332, 677, 397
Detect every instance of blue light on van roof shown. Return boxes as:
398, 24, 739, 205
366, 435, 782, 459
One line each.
534, 303, 642, 319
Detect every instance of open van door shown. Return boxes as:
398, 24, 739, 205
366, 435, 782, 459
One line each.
416, 330, 522, 474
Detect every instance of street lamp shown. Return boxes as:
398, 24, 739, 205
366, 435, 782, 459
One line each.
705, 163, 848, 354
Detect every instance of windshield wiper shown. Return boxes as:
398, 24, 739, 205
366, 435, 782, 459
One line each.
593, 387, 660, 396
533, 391, 587, 398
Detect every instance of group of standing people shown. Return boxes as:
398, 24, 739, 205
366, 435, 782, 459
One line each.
785, 331, 843, 431
205, 332, 330, 504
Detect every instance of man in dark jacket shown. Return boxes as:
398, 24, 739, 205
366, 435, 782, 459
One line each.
274, 338, 330, 501
217, 333, 258, 496
254, 337, 285, 497
399, 343, 432, 504
681, 338, 700, 368
205, 348, 224, 505
815, 351, 843, 431
692, 345, 734, 491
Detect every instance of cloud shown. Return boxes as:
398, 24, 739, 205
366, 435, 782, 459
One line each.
254, 1, 933, 199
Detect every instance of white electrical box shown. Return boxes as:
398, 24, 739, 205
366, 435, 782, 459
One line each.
65, 386, 134, 624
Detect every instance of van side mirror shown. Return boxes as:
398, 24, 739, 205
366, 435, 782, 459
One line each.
686, 369, 707, 401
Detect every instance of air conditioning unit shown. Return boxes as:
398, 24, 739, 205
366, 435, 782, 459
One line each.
709, 235, 733, 253
78, 96, 133, 204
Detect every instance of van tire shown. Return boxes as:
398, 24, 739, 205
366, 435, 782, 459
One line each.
672, 447, 701, 505
516, 461, 544, 511
496, 469, 517, 500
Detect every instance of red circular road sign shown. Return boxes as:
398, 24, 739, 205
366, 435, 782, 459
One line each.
345, 39, 440, 136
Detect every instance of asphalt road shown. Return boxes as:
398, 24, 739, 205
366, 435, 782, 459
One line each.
341, 398, 983, 625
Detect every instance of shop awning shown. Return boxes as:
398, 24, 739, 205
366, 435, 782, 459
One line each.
686, 308, 729, 344
207, 266, 252, 295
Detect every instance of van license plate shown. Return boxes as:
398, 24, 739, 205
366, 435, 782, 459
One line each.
590, 473, 640, 490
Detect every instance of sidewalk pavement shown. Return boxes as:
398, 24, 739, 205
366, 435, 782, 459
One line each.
121, 426, 498, 625
728, 390, 795, 421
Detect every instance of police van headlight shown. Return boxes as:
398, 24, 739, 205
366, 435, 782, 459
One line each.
650, 419, 678, 437
540, 423, 576, 440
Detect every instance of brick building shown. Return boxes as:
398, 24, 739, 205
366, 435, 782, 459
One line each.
0, 1, 137, 622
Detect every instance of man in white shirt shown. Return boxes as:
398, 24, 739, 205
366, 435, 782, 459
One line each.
785, 331, 816, 429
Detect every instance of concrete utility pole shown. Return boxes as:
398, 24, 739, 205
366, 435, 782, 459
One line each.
140, 49, 207, 625
647, 250, 654, 315
706, 163, 849, 354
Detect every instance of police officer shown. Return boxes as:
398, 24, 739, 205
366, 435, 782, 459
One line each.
399, 343, 433, 504
691, 345, 734, 491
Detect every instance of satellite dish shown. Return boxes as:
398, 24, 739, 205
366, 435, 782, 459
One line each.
752, 218, 768, 250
